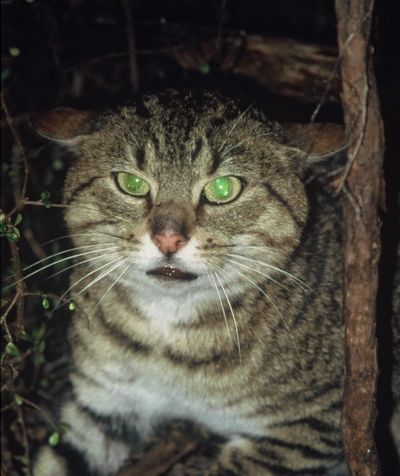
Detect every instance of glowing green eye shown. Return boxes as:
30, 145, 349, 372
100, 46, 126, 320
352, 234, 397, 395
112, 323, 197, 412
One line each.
203, 176, 242, 204
117, 173, 150, 196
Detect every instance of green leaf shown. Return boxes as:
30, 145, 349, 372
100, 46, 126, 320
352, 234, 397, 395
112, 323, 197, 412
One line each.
1, 68, 10, 81
34, 353, 45, 365
19, 333, 34, 343
48, 432, 60, 446
9, 47, 20, 57
43, 199, 51, 209
5, 342, 20, 356
41, 191, 51, 199
13, 214, 22, 226
39, 378, 49, 388
6, 232, 19, 242
0, 222, 7, 234
69, 301, 76, 311
14, 395, 23, 406
38, 340, 46, 353
52, 157, 64, 171
32, 324, 45, 340
199, 62, 210, 74
42, 297, 50, 309
12, 226, 20, 238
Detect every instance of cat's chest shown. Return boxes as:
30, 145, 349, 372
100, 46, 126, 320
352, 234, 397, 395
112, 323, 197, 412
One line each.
71, 362, 267, 439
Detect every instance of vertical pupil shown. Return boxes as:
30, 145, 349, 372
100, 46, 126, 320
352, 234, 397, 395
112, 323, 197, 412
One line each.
127, 175, 141, 191
215, 178, 230, 198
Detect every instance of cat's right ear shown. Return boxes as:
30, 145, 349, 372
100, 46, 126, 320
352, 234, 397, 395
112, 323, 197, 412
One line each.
31, 107, 99, 148
281, 123, 347, 161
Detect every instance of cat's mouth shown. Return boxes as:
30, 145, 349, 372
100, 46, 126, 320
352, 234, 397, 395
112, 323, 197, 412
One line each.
146, 266, 198, 281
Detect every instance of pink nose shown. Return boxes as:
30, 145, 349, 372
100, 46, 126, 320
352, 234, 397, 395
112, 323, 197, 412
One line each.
152, 233, 187, 254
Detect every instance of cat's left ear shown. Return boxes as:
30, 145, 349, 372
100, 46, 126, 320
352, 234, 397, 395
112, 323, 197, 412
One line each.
31, 107, 100, 148
281, 123, 346, 164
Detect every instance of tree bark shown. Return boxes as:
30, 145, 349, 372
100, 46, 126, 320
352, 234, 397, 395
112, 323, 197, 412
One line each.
335, 0, 384, 474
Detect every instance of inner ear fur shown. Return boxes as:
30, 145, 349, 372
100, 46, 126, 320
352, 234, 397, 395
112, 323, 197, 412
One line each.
31, 107, 99, 143
282, 123, 347, 160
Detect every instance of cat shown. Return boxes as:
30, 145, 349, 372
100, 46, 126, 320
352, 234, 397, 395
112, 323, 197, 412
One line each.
30, 89, 399, 476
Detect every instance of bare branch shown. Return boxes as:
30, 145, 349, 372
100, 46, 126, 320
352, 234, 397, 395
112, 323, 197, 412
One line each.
1, 94, 30, 221
121, 0, 140, 93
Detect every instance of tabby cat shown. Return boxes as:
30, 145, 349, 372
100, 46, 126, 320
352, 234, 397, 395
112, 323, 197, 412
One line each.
31, 89, 399, 476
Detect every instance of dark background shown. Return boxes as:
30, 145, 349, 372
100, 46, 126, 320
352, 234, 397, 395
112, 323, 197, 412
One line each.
1, 1, 399, 475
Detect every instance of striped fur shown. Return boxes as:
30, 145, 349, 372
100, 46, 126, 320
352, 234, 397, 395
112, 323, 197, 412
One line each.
31, 90, 398, 475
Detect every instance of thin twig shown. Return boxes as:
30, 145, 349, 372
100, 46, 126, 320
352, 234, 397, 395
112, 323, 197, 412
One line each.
215, 0, 229, 62
1, 93, 30, 221
121, 0, 140, 93
337, 65, 369, 192
17, 396, 59, 433
8, 238, 26, 339
64, 43, 195, 72
309, 33, 354, 124
16, 404, 31, 476
22, 200, 69, 208
1, 292, 19, 342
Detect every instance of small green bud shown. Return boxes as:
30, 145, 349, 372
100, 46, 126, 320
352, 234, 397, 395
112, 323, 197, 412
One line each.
32, 324, 45, 340
14, 395, 23, 406
6, 232, 19, 242
9, 47, 20, 57
5, 342, 20, 356
199, 62, 210, 74
38, 340, 46, 353
48, 432, 60, 446
13, 214, 22, 226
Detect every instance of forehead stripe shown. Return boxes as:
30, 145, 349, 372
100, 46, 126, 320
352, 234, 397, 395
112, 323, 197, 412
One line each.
191, 138, 203, 163
263, 182, 303, 229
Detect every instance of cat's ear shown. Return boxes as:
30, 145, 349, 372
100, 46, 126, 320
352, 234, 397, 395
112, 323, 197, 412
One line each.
31, 107, 99, 148
281, 123, 346, 162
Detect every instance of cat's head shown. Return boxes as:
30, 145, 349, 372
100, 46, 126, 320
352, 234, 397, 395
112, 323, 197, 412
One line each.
32, 90, 345, 323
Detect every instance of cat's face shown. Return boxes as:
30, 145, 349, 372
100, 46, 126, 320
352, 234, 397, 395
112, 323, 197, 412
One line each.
32, 90, 344, 324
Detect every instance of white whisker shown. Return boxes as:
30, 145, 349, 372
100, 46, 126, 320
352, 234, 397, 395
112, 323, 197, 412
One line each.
225, 257, 291, 293
217, 259, 301, 364
207, 272, 231, 341
217, 100, 257, 153
53, 256, 123, 311
91, 264, 131, 313
22, 244, 115, 273
2, 246, 119, 290
227, 244, 287, 259
213, 269, 241, 363
220, 133, 271, 158
228, 254, 314, 294
42, 232, 121, 246
41, 252, 117, 285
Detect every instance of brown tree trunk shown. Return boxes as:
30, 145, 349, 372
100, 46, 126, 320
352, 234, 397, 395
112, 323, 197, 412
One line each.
335, 0, 384, 474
